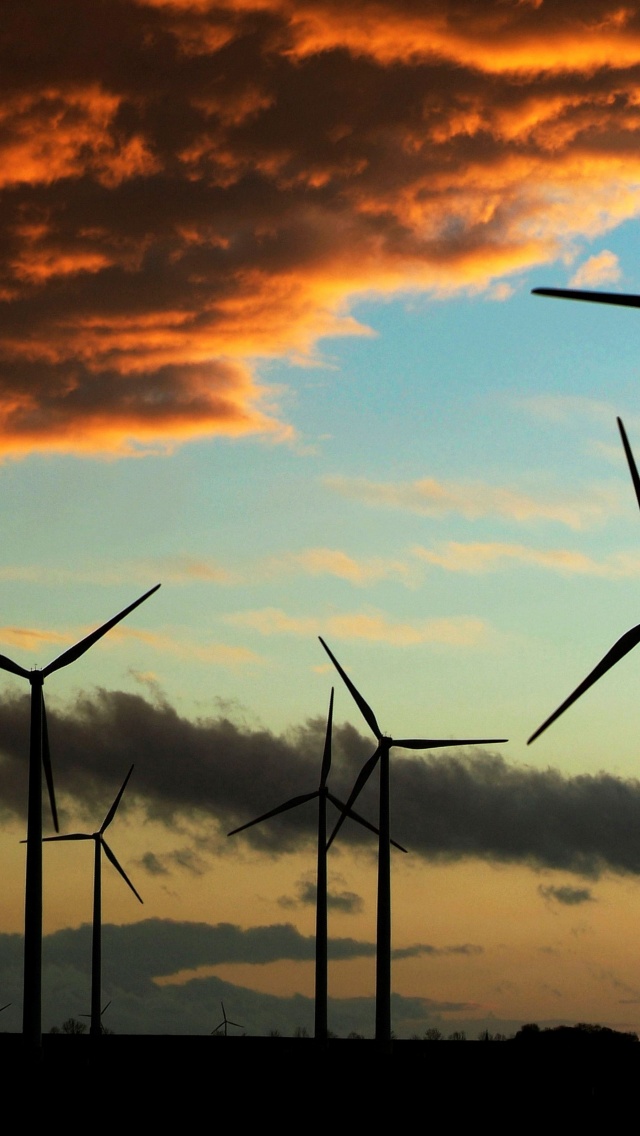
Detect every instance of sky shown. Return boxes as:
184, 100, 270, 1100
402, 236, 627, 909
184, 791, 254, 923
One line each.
6, 0, 640, 1039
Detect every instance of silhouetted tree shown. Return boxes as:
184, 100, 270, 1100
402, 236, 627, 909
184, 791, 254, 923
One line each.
513, 1021, 638, 1043
49, 1018, 87, 1035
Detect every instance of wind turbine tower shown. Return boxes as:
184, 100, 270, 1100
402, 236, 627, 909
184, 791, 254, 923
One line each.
229, 689, 407, 1040
319, 637, 507, 1044
44, 765, 142, 1037
0, 583, 159, 1050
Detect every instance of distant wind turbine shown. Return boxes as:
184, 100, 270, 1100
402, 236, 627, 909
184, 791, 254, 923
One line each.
2, 582, 159, 1049
319, 637, 507, 1044
228, 689, 407, 1040
43, 766, 142, 1037
80, 1000, 111, 1033
529, 418, 640, 744
211, 1001, 243, 1037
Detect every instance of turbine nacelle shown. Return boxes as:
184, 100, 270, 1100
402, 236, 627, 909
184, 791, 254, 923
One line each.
318, 636, 507, 847
317, 635, 507, 1044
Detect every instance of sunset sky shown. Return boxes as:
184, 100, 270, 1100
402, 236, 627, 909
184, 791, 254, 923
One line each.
6, 0, 640, 1038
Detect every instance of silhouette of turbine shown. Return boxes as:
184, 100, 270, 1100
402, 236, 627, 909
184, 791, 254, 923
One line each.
212, 1001, 243, 1037
529, 418, 640, 745
228, 689, 407, 1040
1, 583, 158, 1049
80, 1000, 111, 1033
532, 287, 640, 310
43, 765, 142, 1037
319, 637, 507, 1044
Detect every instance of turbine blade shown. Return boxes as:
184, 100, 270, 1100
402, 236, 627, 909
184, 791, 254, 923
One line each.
41, 695, 59, 833
101, 1001, 111, 1015
42, 584, 161, 677
318, 638, 381, 739
0, 654, 29, 679
327, 791, 408, 853
228, 791, 319, 836
211, 1023, 224, 1034
101, 765, 134, 833
395, 738, 508, 749
42, 833, 92, 841
528, 623, 640, 744
327, 747, 381, 850
617, 418, 640, 514
319, 688, 334, 788
101, 838, 143, 903
532, 287, 640, 308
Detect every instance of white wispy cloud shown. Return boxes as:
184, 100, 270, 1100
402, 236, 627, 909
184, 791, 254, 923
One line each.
266, 547, 418, 587
325, 474, 615, 529
110, 627, 264, 668
413, 541, 640, 577
519, 393, 621, 425
225, 607, 489, 647
569, 250, 621, 288
0, 555, 231, 588
518, 395, 640, 447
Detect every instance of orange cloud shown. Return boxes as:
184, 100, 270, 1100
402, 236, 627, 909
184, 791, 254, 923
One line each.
4, 2, 640, 454
569, 249, 621, 287
112, 627, 263, 667
0, 622, 261, 669
413, 541, 640, 577
0, 626, 74, 653
281, 3, 640, 73
269, 547, 417, 586
225, 606, 490, 646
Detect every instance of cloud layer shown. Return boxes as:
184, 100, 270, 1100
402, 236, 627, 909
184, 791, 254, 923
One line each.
5, 1, 640, 454
0, 686, 639, 878
0, 919, 474, 1036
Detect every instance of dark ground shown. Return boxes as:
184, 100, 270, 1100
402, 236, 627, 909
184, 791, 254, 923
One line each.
0, 1032, 636, 1114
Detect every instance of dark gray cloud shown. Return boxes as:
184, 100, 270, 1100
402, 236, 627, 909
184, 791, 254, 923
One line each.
139, 852, 169, 877
2, 1, 640, 454
39, 919, 377, 988
0, 920, 479, 1036
1, 687, 640, 878
538, 884, 595, 906
278, 876, 364, 914
393, 943, 483, 960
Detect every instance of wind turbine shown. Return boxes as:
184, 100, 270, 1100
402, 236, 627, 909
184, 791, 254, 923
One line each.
228, 689, 407, 1040
211, 1002, 243, 1037
80, 1000, 111, 1033
0, 582, 159, 1049
319, 637, 507, 1043
529, 417, 640, 745
43, 765, 142, 1037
